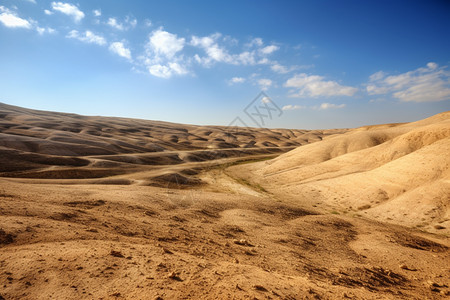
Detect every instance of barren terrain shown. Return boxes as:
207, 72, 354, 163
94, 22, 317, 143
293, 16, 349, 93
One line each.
0, 103, 449, 299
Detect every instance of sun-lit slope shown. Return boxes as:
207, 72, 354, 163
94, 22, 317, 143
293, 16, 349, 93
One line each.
239, 112, 450, 232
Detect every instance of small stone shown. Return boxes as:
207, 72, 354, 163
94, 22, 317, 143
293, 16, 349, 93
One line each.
253, 284, 268, 292
110, 250, 124, 258
162, 248, 173, 254
168, 271, 182, 281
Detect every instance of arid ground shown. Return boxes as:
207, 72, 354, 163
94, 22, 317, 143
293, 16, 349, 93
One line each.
0, 102, 449, 299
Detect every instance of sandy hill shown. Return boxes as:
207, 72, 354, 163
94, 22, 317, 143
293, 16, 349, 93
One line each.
230, 111, 450, 234
0, 102, 346, 181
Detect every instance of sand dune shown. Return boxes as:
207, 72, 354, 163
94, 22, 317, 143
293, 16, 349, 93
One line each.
0, 103, 449, 299
231, 111, 450, 233
0, 102, 344, 182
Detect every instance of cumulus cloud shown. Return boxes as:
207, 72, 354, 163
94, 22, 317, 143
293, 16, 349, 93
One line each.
44, 9, 53, 15
258, 78, 272, 91
230, 77, 245, 84
319, 103, 346, 110
0, 7, 32, 29
93, 9, 101, 17
51, 2, 84, 22
285, 73, 357, 97
67, 30, 106, 46
366, 62, 450, 102
141, 28, 188, 78
148, 28, 185, 59
191, 34, 275, 67
282, 104, 304, 111
109, 42, 131, 60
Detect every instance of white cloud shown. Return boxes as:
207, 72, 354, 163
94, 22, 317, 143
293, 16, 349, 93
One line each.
106, 16, 137, 31
44, 9, 53, 15
148, 28, 185, 59
67, 30, 106, 46
259, 45, 279, 55
51, 2, 84, 22
285, 73, 357, 97
144, 19, 152, 27
282, 104, 304, 111
125, 16, 137, 28
36, 26, 55, 35
261, 97, 270, 104
230, 77, 245, 84
109, 42, 131, 60
107, 17, 124, 30
319, 103, 346, 110
23, 0, 37, 4
247, 37, 263, 47
258, 78, 272, 91
93, 9, 101, 17
271, 63, 288, 74
238, 51, 257, 65
366, 62, 450, 102
0, 7, 32, 29
191, 33, 233, 66
148, 62, 187, 79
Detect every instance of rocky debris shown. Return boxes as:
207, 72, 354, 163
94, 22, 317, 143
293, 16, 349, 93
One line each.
253, 285, 268, 292
233, 239, 254, 247
0, 229, 15, 245
162, 248, 173, 254
399, 264, 417, 271
168, 271, 183, 281
110, 250, 124, 258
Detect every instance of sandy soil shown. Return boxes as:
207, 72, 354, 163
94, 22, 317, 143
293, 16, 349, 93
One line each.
0, 103, 449, 299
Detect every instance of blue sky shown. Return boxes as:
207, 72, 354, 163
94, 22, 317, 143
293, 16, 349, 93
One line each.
0, 0, 449, 129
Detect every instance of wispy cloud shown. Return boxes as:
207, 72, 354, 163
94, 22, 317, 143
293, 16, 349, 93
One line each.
106, 16, 137, 31
258, 78, 272, 91
148, 63, 187, 79
318, 103, 346, 110
229, 77, 245, 84
259, 45, 279, 55
36, 26, 55, 35
109, 42, 131, 60
93, 9, 101, 17
191, 33, 233, 66
271, 63, 288, 74
366, 62, 450, 102
107, 17, 124, 30
51, 2, 84, 22
67, 30, 106, 46
0, 6, 32, 29
285, 73, 357, 97
282, 104, 304, 111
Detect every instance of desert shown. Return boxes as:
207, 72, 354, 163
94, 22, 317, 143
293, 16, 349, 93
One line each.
0, 102, 449, 299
